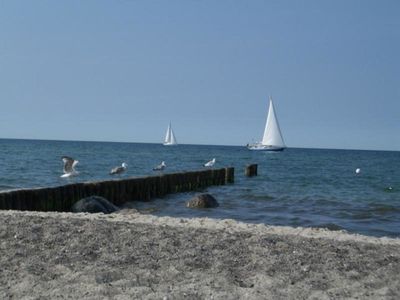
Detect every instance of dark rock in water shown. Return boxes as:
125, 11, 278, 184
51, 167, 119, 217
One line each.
186, 193, 219, 208
71, 196, 119, 214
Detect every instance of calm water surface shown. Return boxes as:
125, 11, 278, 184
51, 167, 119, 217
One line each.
0, 139, 399, 238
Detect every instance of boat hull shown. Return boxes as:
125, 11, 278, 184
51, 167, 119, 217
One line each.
247, 144, 285, 151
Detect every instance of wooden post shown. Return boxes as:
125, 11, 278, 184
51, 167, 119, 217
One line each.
225, 167, 234, 183
245, 164, 258, 177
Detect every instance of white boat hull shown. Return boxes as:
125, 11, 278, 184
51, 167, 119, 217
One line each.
247, 144, 285, 151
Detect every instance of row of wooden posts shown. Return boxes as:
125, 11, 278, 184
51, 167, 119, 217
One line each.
0, 168, 233, 212
0, 165, 257, 212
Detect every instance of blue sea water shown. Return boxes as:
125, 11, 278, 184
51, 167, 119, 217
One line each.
0, 138, 399, 238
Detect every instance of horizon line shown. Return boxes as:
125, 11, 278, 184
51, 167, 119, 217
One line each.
0, 137, 398, 153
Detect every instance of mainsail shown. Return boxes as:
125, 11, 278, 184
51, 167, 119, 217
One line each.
261, 97, 285, 148
164, 123, 178, 145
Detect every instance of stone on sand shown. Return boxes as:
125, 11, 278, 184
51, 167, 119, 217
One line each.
186, 193, 219, 208
71, 196, 119, 214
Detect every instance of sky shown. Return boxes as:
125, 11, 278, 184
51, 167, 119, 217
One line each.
0, 0, 399, 150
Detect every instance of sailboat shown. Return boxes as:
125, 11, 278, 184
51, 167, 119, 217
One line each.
163, 122, 178, 146
247, 96, 286, 151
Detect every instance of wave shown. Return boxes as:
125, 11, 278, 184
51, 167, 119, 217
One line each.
368, 204, 400, 214
316, 223, 345, 231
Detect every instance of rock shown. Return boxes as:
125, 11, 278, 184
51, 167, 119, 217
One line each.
71, 196, 119, 214
186, 193, 219, 208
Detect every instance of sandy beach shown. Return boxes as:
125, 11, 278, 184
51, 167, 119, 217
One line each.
1, 210, 399, 299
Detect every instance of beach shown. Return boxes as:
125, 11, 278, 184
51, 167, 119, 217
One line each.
1, 210, 399, 299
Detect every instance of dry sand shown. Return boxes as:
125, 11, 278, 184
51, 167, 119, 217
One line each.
1, 210, 399, 299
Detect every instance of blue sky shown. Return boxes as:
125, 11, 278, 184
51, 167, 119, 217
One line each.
0, 1, 399, 150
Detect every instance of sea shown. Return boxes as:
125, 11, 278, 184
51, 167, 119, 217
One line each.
0, 138, 399, 238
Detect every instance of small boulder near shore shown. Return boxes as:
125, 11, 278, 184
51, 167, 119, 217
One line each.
186, 193, 219, 208
71, 196, 119, 214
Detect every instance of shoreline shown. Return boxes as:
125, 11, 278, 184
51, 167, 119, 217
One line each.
1, 210, 399, 299
2, 209, 399, 245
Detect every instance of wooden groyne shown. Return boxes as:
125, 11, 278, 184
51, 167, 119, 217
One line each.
0, 168, 234, 212
245, 164, 258, 177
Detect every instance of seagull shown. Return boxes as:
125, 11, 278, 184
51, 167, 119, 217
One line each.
110, 162, 128, 175
153, 161, 166, 171
355, 168, 361, 174
61, 156, 79, 178
204, 158, 216, 167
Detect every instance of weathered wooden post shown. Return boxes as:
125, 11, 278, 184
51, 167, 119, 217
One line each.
225, 167, 234, 184
245, 164, 258, 177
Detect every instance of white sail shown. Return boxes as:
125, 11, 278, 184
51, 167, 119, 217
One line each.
163, 123, 178, 146
164, 124, 171, 144
247, 96, 286, 151
261, 97, 285, 148
170, 127, 177, 144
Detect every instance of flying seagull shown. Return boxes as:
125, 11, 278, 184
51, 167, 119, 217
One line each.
110, 162, 128, 175
153, 161, 166, 171
204, 158, 216, 167
61, 156, 79, 178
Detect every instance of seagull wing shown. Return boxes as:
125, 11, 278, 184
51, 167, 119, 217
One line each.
110, 166, 123, 175
72, 160, 79, 171
153, 163, 162, 171
62, 156, 75, 173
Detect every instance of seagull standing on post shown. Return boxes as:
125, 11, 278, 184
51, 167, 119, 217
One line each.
110, 162, 128, 175
61, 156, 79, 178
153, 161, 166, 171
204, 158, 216, 167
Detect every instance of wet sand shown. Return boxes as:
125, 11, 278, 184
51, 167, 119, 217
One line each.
1, 210, 399, 299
